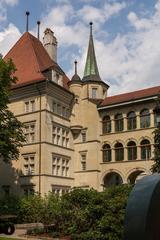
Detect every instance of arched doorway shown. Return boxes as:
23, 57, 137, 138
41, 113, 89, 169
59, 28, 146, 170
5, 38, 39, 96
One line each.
128, 170, 145, 184
103, 172, 123, 188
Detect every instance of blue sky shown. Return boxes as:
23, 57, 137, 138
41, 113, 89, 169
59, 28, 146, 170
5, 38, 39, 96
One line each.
0, 0, 160, 95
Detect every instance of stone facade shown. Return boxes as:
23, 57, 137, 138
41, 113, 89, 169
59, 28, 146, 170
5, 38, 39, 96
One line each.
0, 25, 159, 196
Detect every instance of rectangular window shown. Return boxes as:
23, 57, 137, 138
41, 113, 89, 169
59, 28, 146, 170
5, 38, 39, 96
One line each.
80, 153, 87, 171
31, 100, 35, 112
23, 154, 35, 175
24, 100, 35, 113
52, 124, 70, 148
52, 101, 57, 113
52, 154, 70, 177
25, 102, 29, 113
22, 186, 34, 196
24, 123, 36, 144
52, 185, 70, 196
81, 131, 86, 142
57, 104, 61, 115
92, 88, 97, 99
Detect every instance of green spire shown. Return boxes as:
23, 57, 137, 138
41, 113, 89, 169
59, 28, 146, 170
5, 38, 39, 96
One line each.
83, 22, 101, 82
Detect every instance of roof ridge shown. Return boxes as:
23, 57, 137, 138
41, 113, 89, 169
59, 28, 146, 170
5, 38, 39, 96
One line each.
27, 33, 42, 74
107, 85, 160, 98
101, 85, 160, 107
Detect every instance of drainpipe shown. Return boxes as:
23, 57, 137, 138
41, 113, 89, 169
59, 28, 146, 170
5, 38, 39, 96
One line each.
35, 84, 42, 195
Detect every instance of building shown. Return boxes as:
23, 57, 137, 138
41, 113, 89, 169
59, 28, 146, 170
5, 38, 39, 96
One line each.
0, 23, 160, 196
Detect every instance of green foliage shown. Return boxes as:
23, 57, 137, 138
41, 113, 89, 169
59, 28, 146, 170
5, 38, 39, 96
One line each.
0, 59, 25, 162
0, 195, 20, 216
152, 96, 160, 173
0, 185, 132, 240
17, 195, 45, 223
59, 186, 132, 240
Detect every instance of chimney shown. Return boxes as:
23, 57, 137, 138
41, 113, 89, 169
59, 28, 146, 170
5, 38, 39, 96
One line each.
43, 28, 57, 63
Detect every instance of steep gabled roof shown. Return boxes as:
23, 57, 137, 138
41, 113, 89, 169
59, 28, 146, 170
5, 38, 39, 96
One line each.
4, 32, 69, 89
100, 86, 160, 107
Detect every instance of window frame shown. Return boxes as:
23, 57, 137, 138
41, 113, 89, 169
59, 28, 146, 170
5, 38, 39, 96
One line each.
115, 142, 124, 161
115, 113, 124, 132
140, 139, 151, 160
91, 88, 97, 99
103, 144, 112, 162
102, 115, 111, 134
127, 111, 137, 130
140, 109, 150, 128
127, 141, 137, 160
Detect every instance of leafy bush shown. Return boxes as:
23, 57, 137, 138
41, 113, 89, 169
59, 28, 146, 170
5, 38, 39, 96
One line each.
0, 185, 132, 240
0, 195, 20, 216
17, 194, 45, 223
59, 185, 132, 240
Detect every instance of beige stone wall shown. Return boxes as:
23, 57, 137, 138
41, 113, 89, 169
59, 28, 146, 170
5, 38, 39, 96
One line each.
0, 79, 157, 196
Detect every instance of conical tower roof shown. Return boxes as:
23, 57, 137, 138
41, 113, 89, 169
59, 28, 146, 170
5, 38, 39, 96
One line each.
71, 60, 81, 82
82, 22, 101, 82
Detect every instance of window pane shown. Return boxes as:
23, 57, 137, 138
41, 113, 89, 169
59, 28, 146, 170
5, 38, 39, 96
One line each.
115, 143, 124, 161
127, 112, 136, 130
115, 114, 123, 132
140, 109, 150, 128
103, 144, 111, 162
92, 88, 97, 98
103, 116, 111, 134
141, 139, 151, 160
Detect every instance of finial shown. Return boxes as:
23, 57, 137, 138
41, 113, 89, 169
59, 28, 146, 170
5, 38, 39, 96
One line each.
26, 11, 30, 32
74, 60, 77, 75
37, 21, 40, 39
89, 22, 93, 34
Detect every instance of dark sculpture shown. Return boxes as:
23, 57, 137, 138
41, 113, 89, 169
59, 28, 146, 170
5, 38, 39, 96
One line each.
123, 174, 160, 240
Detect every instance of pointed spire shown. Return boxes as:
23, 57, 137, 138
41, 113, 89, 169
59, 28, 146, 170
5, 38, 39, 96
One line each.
82, 22, 101, 82
71, 60, 81, 82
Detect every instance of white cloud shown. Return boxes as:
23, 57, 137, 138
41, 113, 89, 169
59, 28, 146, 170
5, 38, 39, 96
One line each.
0, 0, 19, 22
2, 0, 18, 6
0, 23, 21, 56
1, 0, 160, 97
66, 0, 160, 95
77, 1, 126, 24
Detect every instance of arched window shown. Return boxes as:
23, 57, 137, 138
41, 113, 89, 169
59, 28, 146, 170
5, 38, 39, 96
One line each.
140, 139, 151, 160
127, 111, 136, 130
140, 109, 150, 128
127, 141, 137, 160
102, 116, 111, 134
115, 142, 124, 161
103, 144, 111, 162
103, 172, 123, 188
115, 113, 123, 132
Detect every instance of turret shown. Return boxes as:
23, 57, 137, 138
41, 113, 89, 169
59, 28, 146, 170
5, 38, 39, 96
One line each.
69, 60, 82, 96
82, 22, 109, 99
43, 28, 57, 63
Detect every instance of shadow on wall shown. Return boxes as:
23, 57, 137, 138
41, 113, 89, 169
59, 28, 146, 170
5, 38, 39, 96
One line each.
0, 159, 32, 197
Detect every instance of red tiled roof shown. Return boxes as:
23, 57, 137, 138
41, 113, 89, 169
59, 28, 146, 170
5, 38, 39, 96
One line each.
4, 32, 69, 89
101, 86, 160, 107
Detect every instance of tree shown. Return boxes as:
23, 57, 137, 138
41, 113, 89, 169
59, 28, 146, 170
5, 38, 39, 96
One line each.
151, 96, 160, 173
0, 58, 25, 162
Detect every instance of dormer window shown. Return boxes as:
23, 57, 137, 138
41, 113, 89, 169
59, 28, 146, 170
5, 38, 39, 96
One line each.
92, 88, 97, 98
